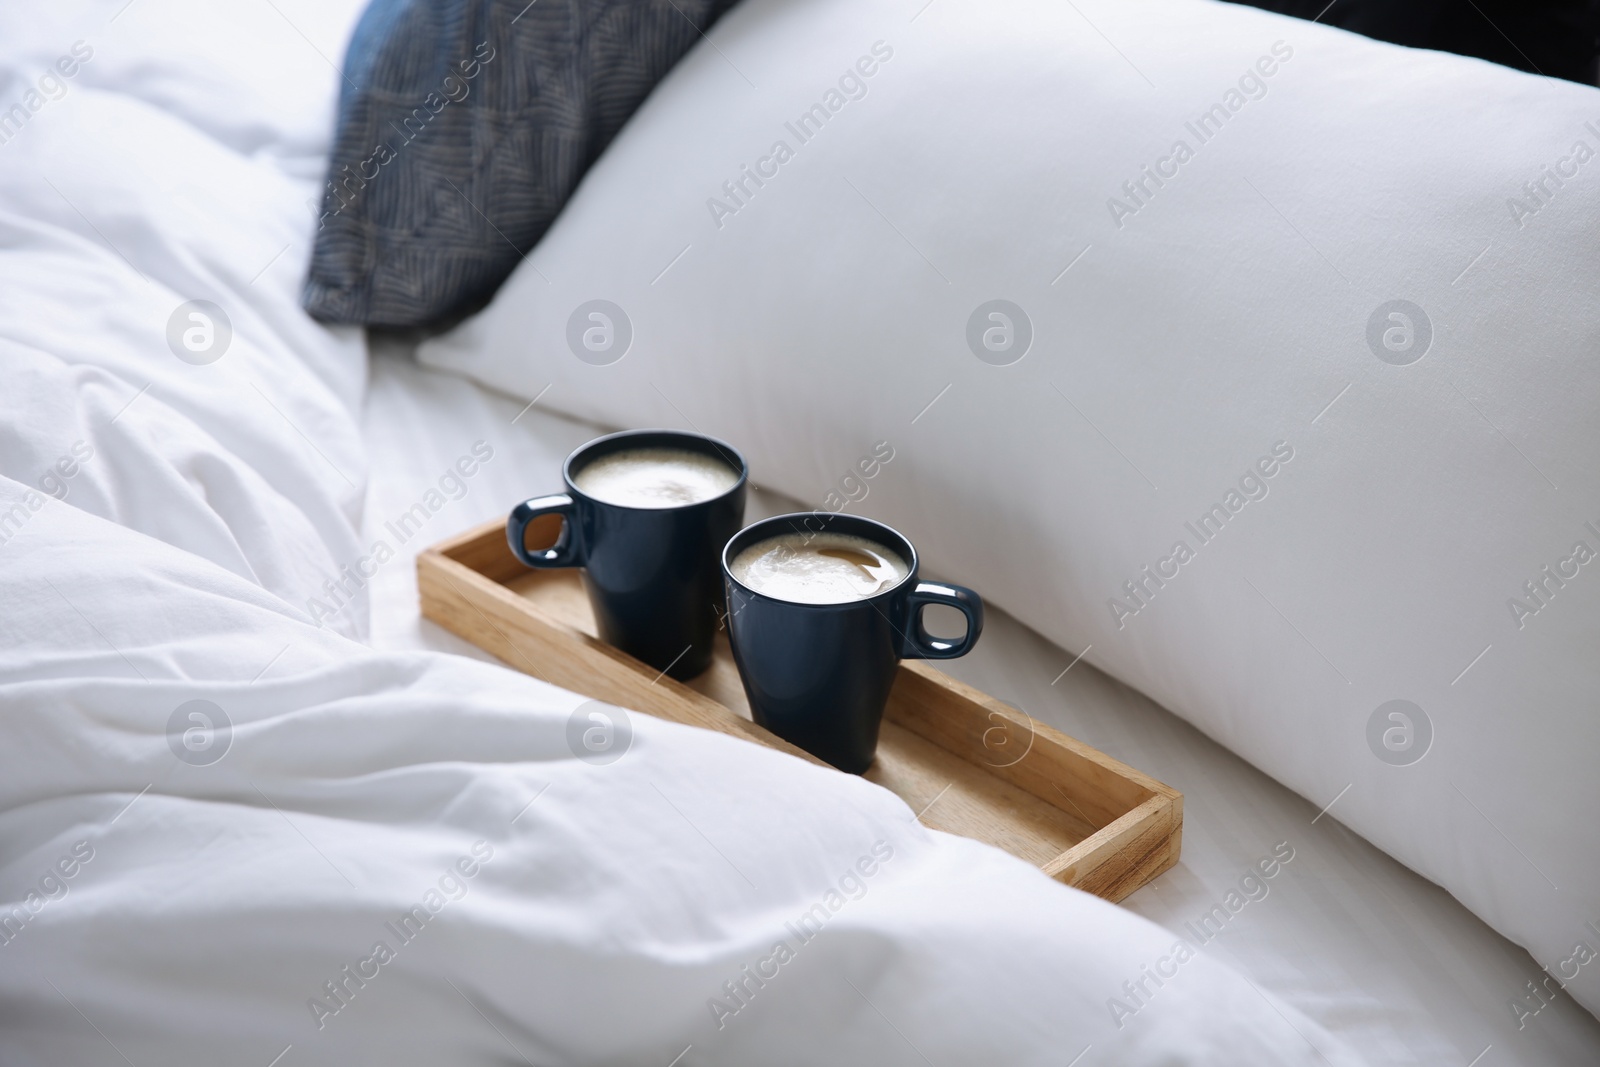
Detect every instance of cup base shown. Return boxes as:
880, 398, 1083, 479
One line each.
662, 644, 713, 681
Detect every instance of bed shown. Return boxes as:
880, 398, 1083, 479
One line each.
3, 0, 1597, 1063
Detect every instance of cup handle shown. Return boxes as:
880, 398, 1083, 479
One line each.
900, 581, 984, 660
508, 493, 583, 568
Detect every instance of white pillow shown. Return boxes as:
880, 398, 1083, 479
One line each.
422, 0, 1600, 1017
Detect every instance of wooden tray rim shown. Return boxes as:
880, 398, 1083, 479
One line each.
419, 520, 1182, 902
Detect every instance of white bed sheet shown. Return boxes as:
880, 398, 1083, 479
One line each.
363, 346, 1600, 1066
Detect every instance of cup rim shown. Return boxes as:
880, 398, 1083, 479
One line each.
562, 428, 749, 511
721, 512, 920, 608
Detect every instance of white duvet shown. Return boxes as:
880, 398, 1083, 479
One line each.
0, 2, 1360, 1063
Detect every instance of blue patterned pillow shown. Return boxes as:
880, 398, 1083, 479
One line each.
304, 0, 740, 328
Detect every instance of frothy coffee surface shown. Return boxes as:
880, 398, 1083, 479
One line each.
732, 532, 909, 604
574, 448, 738, 508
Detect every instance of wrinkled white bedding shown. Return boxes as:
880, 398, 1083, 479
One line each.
1, 489, 1353, 1065
0, 3, 1364, 1064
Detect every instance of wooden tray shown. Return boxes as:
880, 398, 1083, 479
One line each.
419, 519, 1182, 903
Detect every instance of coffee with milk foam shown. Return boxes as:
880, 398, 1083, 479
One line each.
574, 448, 739, 508
731, 532, 909, 604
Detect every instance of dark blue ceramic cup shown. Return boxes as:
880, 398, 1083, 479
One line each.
721, 513, 983, 773
508, 429, 747, 680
